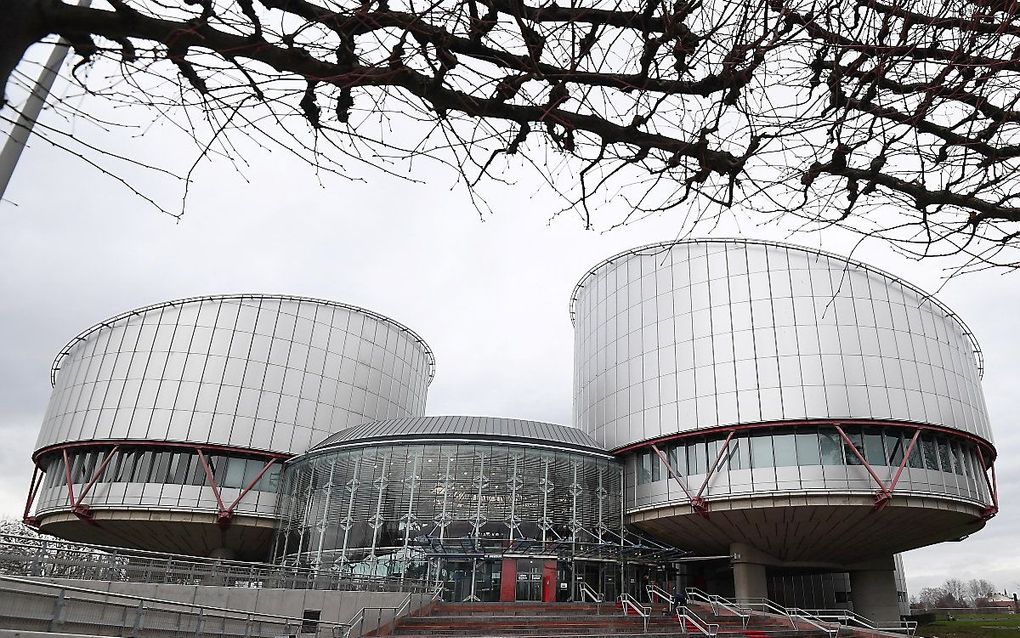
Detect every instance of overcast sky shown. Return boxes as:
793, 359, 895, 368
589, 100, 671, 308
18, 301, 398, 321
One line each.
1, 51, 1018, 598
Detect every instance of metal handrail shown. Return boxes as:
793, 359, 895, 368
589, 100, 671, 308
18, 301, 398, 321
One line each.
618, 592, 651, 632
579, 582, 605, 603
685, 587, 749, 629
735, 596, 793, 624
805, 608, 917, 635
735, 597, 837, 637
784, 606, 839, 638
342, 586, 442, 638
647, 584, 673, 604
676, 605, 719, 637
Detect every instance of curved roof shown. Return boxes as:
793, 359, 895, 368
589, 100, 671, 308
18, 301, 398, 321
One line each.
569, 238, 983, 378
305, 415, 607, 455
50, 293, 436, 387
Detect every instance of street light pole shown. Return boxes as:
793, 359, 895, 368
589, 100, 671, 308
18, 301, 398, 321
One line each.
0, 0, 91, 202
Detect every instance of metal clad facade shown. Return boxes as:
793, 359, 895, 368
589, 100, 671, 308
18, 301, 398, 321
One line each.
571, 240, 990, 451
37, 295, 433, 455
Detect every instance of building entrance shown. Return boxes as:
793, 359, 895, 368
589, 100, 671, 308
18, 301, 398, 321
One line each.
515, 559, 544, 600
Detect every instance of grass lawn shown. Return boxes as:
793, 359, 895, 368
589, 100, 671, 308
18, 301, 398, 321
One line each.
917, 616, 1020, 638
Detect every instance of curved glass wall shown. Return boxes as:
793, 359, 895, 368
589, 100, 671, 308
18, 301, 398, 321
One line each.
34, 445, 281, 518
571, 240, 991, 451
36, 295, 434, 455
273, 441, 623, 575
625, 424, 992, 512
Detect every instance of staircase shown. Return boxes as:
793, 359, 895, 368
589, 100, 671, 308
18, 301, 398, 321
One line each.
380, 601, 680, 637
677, 602, 842, 637
372, 601, 844, 638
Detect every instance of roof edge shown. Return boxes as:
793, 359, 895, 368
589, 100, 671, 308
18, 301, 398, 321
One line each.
305, 415, 607, 455
50, 293, 436, 387
568, 238, 983, 379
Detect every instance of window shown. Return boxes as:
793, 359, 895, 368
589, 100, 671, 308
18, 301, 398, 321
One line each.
862, 429, 885, 466
819, 432, 843, 465
843, 431, 864, 465
885, 430, 905, 466
749, 435, 773, 469
922, 436, 940, 471
729, 437, 750, 470
772, 434, 797, 467
795, 432, 820, 466
301, 610, 320, 634
688, 441, 707, 475
637, 453, 652, 485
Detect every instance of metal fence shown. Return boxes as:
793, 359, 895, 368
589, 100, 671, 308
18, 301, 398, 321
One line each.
0, 534, 429, 593
0, 574, 348, 638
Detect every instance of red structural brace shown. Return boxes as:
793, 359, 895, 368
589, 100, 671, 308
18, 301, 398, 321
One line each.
195, 450, 279, 529
31, 441, 287, 528
642, 421, 996, 520
652, 431, 735, 519
975, 446, 999, 520
22, 466, 42, 527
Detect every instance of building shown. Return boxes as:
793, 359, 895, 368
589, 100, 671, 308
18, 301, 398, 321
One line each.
22, 239, 1000, 622
570, 239, 997, 622
25, 294, 434, 560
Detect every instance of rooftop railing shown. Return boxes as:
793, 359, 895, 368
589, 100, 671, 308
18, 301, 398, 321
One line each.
0, 534, 429, 593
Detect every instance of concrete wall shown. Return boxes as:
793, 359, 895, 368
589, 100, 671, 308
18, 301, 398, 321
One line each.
0, 577, 432, 638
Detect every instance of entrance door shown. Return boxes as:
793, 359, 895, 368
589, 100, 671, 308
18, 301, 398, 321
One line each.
515, 559, 544, 601
447, 561, 474, 602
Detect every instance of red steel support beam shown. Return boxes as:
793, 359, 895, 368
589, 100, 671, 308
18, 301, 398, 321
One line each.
71, 445, 120, 521
22, 465, 42, 527
695, 431, 735, 500
975, 447, 999, 520
195, 449, 229, 528
869, 428, 923, 511
834, 425, 893, 508
651, 444, 709, 518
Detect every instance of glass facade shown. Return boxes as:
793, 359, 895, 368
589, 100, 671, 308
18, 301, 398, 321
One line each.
273, 440, 623, 573
571, 240, 991, 451
626, 424, 991, 510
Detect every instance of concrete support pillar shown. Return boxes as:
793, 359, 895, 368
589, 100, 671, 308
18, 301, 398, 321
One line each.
850, 561, 901, 627
730, 543, 768, 601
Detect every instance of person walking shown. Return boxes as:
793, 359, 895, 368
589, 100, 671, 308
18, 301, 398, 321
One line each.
671, 582, 687, 618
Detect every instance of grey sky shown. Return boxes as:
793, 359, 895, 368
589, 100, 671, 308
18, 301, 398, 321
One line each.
1, 52, 1017, 599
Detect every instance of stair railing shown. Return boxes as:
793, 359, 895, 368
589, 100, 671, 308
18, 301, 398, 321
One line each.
579, 582, 604, 603
646, 584, 673, 605
735, 597, 837, 638
786, 606, 839, 638
684, 587, 749, 629
618, 592, 651, 632
341, 591, 418, 638
804, 608, 917, 635
735, 597, 798, 627
676, 605, 719, 637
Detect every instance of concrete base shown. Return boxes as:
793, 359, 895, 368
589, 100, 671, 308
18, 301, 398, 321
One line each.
850, 563, 901, 627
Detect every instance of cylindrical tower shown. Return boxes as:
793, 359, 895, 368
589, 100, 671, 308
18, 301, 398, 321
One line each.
26, 294, 434, 560
570, 239, 997, 619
